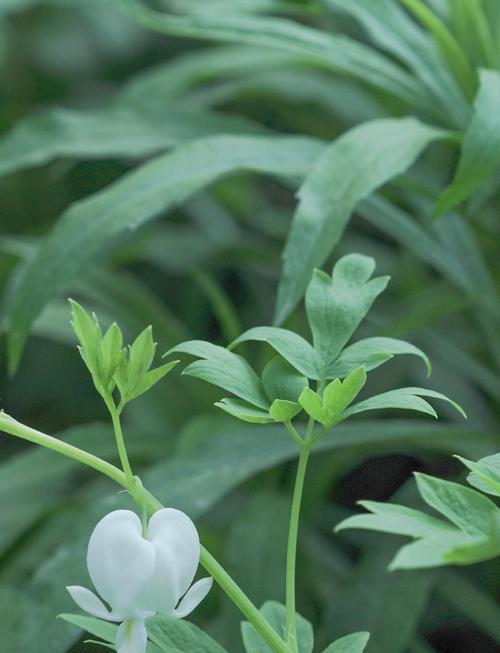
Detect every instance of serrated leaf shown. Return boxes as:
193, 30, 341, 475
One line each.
229, 326, 319, 379
434, 69, 500, 216
274, 118, 445, 324
304, 255, 389, 375
456, 453, 500, 497
343, 387, 466, 420
269, 399, 302, 423
328, 336, 431, 378
414, 472, 498, 536
261, 356, 308, 403
241, 601, 313, 653
216, 398, 274, 424
167, 341, 269, 408
321, 632, 370, 653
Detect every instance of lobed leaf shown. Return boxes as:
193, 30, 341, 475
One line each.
242, 601, 313, 653
275, 118, 444, 324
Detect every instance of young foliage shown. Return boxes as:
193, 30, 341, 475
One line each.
456, 453, 500, 497
336, 457, 500, 569
70, 301, 177, 407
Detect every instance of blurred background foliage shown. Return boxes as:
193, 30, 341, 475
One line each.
0, 1, 499, 652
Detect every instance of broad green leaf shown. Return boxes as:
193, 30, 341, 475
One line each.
5, 133, 323, 372
167, 341, 269, 408
0, 106, 263, 178
229, 327, 319, 379
343, 387, 466, 420
336, 501, 454, 538
434, 70, 500, 216
216, 398, 273, 424
388, 532, 490, 570
242, 601, 313, 653
322, 632, 370, 653
275, 118, 444, 324
261, 356, 308, 403
456, 453, 500, 497
304, 255, 389, 374
269, 399, 302, 422
328, 337, 431, 378
114, 0, 430, 110
147, 615, 228, 653
414, 472, 498, 536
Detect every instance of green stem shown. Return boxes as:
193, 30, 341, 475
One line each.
0, 413, 289, 653
0, 412, 125, 486
107, 400, 134, 486
284, 440, 312, 653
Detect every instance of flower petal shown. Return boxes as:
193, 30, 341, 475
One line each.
173, 577, 213, 618
146, 537, 179, 616
148, 508, 200, 597
116, 619, 147, 653
87, 510, 156, 618
66, 586, 122, 622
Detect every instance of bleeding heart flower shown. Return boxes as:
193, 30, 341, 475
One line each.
67, 508, 212, 653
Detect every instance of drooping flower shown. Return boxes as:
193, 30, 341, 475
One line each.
67, 508, 212, 653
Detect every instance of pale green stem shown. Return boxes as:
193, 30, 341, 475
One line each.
0, 413, 289, 653
284, 417, 314, 653
105, 399, 135, 486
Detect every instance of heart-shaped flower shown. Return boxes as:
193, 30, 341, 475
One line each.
67, 508, 212, 653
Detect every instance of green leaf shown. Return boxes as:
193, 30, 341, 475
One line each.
216, 398, 274, 424
434, 70, 500, 216
343, 387, 466, 420
414, 472, 498, 536
126, 361, 179, 402
261, 356, 308, 403
167, 340, 269, 408
5, 133, 323, 372
59, 614, 116, 646
147, 614, 229, 653
456, 453, 500, 497
114, 0, 431, 111
229, 326, 319, 379
303, 256, 389, 375
321, 632, 370, 653
323, 367, 367, 416
69, 299, 102, 377
388, 532, 489, 570
298, 387, 327, 424
0, 105, 263, 178
241, 601, 313, 653
269, 399, 302, 422
336, 501, 454, 538
328, 337, 431, 378
274, 118, 445, 324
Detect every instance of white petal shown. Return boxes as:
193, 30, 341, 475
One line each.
146, 538, 179, 616
116, 619, 147, 653
87, 510, 156, 618
174, 577, 213, 618
66, 586, 122, 622
148, 509, 200, 597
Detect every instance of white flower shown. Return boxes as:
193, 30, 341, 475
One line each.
67, 508, 213, 653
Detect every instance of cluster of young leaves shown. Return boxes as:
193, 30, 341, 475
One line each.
70, 300, 178, 408
166, 254, 463, 435
336, 453, 500, 569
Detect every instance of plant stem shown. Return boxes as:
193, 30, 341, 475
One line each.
284, 440, 311, 653
0, 413, 289, 653
107, 400, 134, 486
0, 412, 125, 486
